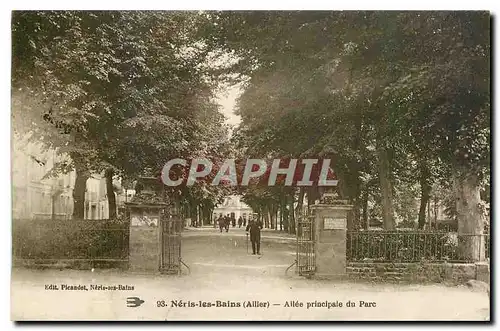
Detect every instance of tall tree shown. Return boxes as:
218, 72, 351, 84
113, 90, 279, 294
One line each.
12, 11, 231, 218
205, 11, 490, 245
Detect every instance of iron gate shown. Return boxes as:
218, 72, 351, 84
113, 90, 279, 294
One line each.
160, 213, 183, 275
296, 211, 316, 276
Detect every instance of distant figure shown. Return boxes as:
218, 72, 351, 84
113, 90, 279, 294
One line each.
224, 216, 230, 232
238, 216, 243, 228
231, 216, 236, 227
246, 219, 263, 255
218, 216, 224, 233
243, 218, 247, 227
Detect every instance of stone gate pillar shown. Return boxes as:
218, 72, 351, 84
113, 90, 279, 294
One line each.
126, 203, 165, 272
125, 176, 167, 273
311, 195, 352, 278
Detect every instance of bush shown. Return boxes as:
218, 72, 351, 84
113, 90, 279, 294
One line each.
12, 218, 129, 261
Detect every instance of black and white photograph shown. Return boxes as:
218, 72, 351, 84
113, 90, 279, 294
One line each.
9, 9, 491, 321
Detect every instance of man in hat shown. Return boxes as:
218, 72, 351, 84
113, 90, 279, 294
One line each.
246, 218, 263, 255
217, 215, 224, 233
224, 215, 230, 232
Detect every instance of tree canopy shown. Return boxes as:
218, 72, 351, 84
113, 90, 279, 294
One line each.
11, 10, 490, 252
12, 11, 230, 218
204, 11, 490, 237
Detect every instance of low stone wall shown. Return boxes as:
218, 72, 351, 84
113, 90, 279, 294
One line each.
346, 262, 489, 284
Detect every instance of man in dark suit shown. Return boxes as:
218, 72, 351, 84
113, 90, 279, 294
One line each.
218, 215, 224, 233
224, 215, 230, 232
246, 219, 263, 255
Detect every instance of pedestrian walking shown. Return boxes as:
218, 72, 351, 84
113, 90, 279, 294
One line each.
218, 216, 224, 233
246, 219, 263, 255
238, 216, 243, 228
224, 216, 230, 232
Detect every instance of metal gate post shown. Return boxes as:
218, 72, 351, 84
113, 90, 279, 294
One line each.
296, 211, 316, 277
160, 212, 189, 275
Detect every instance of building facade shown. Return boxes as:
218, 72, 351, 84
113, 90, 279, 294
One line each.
213, 195, 254, 221
12, 135, 133, 220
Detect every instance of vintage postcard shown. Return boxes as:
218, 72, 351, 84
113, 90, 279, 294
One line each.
11, 10, 490, 321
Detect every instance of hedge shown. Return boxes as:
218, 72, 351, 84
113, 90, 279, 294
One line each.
12, 218, 129, 261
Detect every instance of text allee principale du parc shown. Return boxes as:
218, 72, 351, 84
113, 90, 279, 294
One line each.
45, 284, 134, 291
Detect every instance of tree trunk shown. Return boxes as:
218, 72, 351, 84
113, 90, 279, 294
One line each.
289, 193, 296, 234
72, 162, 89, 219
433, 196, 438, 225
270, 203, 277, 229
418, 195, 429, 229
296, 187, 305, 217
427, 200, 431, 229
280, 193, 286, 231
417, 193, 430, 230
206, 204, 213, 225
181, 204, 185, 219
105, 168, 117, 219
417, 162, 431, 229
197, 205, 201, 227
348, 198, 361, 231
51, 194, 56, 221
362, 189, 369, 230
276, 208, 279, 228
276, 209, 279, 230
213, 204, 217, 228
377, 143, 395, 230
306, 186, 320, 214
263, 206, 268, 229
453, 166, 486, 261
269, 208, 275, 229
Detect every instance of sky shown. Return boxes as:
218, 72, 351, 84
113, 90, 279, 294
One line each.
217, 84, 242, 127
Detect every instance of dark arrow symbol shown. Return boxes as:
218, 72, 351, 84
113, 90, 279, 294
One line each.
127, 297, 145, 307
